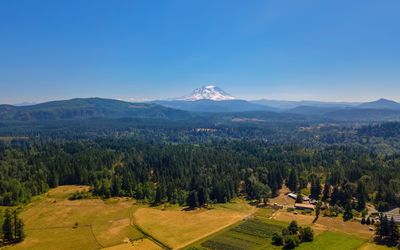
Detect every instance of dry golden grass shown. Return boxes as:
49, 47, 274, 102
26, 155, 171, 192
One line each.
8, 186, 143, 250
358, 242, 395, 250
103, 239, 162, 250
272, 211, 374, 240
269, 185, 295, 207
133, 200, 256, 249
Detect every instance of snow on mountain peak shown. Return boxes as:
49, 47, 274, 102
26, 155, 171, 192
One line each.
180, 85, 236, 101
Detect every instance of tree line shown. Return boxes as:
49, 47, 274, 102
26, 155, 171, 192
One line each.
0, 137, 399, 212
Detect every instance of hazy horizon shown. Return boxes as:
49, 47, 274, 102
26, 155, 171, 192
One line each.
1, 1, 399, 104
1, 87, 395, 106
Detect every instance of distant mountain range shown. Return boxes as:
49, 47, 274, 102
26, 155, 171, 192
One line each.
153, 99, 275, 113
1, 86, 400, 123
0, 98, 190, 121
154, 86, 400, 115
251, 100, 359, 110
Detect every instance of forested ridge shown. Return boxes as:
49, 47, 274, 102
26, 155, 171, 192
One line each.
1, 134, 399, 211
1, 120, 400, 248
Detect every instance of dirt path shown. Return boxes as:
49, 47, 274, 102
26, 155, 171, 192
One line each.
269, 185, 295, 208
176, 206, 258, 250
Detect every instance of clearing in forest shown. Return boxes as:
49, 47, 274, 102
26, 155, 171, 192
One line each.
272, 210, 374, 239
133, 200, 256, 249
185, 207, 394, 250
185, 208, 285, 250
8, 186, 144, 250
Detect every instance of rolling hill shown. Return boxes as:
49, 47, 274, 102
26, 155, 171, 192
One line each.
153, 99, 276, 113
358, 98, 400, 110
0, 98, 191, 121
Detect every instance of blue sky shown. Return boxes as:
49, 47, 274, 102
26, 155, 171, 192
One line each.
0, 0, 399, 104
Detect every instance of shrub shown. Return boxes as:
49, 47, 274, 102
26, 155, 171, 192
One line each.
299, 227, 314, 242
272, 232, 284, 246
68, 191, 91, 200
283, 235, 300, 249
288, 220, 299, 234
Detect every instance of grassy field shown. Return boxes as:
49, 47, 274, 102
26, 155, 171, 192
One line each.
187, 220, 374, 250
134, 199, 256, 249
297, 232, 366, 250
272, 211, 374, 239
358, 242, 397, 250
184, 206, 391, 250
6, 186, 146, 250
2, 186, 257, 250
102, 238, 162, 250
1, 186, 394, 250
185, 208, 286, 250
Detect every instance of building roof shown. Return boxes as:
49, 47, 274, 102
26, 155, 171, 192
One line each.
384, 207, 400, 223
294, 203, 315, 210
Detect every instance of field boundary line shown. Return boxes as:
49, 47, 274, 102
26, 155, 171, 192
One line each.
130, 207, 172, 250
89, 224, 104, 249
177, 206, 259, 250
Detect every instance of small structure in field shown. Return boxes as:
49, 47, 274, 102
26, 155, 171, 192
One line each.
295, 203, 315, 211
288, 193, 297, 200
272, 203, 283, 209
302, 196, 310, 202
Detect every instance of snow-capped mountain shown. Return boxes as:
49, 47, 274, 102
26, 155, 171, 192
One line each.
180, 85, 236, 101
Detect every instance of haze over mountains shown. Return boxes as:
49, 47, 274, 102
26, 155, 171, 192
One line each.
1, 86, 400, 122
155, 85, 400, 114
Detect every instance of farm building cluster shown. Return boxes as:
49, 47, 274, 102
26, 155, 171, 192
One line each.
288, 192, 317, 211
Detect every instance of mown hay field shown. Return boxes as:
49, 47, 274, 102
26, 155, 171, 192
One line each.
7, 186, 144, 250
134, 200, 256, 249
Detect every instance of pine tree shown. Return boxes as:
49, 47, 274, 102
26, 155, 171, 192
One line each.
299, 226, 314, 242
187, 190, 199, 208
389, 216, 399, 244
15, 218, 25, 242
287, 169, 299, 192
322, 180, 330, 201
288, 220, 299, 234
153, 186, 163, 205
315, 201, 322, 219
330, 186, 340, 205
111, 176, 122, 196
310, 177, 321, 199
366, 217, 371, 225
343, 200, 353, 221
2, 209, 13, 243
356, 181, 367, 211
376, 213, 390, 241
